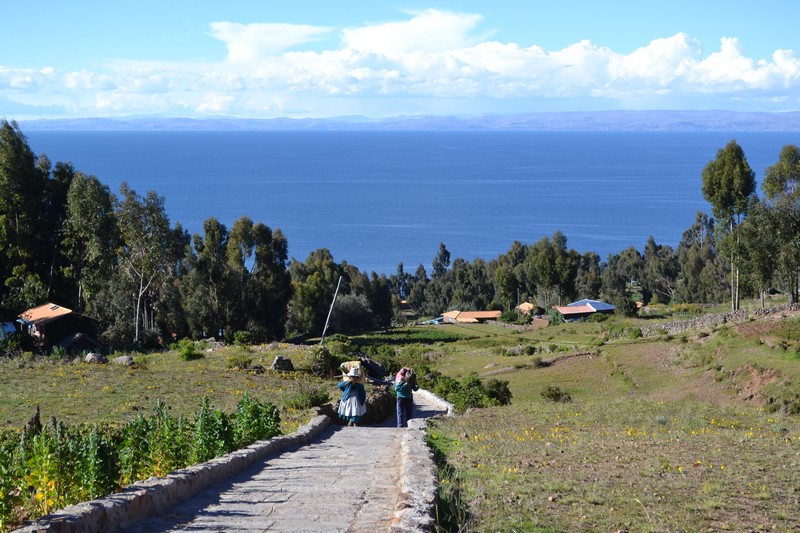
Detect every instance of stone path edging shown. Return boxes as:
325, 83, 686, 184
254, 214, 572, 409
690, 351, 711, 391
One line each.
15, 388, 454, 533
391, 389, 454, 532
14, 415, 332, 533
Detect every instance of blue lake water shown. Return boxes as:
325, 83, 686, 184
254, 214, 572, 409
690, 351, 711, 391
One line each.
24, 130, 800, 275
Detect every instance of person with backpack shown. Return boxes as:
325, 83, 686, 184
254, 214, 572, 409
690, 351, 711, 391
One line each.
394, 367, 419, 428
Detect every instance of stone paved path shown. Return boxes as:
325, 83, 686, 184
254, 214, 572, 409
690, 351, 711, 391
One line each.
122, 393, 447, 533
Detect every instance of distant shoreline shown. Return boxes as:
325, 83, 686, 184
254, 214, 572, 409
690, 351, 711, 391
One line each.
17, 110, 800, 132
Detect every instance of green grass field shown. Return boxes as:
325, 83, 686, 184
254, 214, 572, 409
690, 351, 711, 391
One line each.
2, 304, 800, 532
424, 309, 800, 532
0, 343, 338, 434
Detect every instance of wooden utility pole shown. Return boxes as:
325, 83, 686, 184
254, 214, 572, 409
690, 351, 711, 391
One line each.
320, 276, 343, 344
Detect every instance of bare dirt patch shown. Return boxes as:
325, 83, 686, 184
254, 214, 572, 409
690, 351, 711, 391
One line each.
735, 321, 777, 339
731, 363, 782, 404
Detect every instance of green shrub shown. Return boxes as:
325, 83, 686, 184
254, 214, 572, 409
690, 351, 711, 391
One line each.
48, 345, 68, 359
191, 396, 233, 463
306, 345, 336, 377
548, 309, 563, 325
500, 310, 518, 323
285, 386, 330, 410
484, 379, 512, 405
363, 343, 400, 374
171, 339, 203, 361
0, 396, 282, 530
541, 385, 572, 403
431, 374, 511, 413
613, 297, 639, 317
233, 330, 252, 346
226, 355, 253, 370
0, 438, 20, 532
233, 392, 281, 447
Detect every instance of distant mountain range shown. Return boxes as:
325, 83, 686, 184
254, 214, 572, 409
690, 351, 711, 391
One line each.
18, 110, 800, 132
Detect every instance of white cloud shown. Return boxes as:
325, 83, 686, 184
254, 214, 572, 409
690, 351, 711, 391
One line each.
196, 92, 236, 113
209, 22, 333, 63
612, 33, 700, 84
341, 9, 485, 56
4, 9, 800, 118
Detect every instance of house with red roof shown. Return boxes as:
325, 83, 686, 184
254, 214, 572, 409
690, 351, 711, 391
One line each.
17, 302, 99, 350
442, 310, 502, 324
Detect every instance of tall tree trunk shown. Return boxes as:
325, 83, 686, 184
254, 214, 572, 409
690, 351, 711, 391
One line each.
135, 280, 143, 343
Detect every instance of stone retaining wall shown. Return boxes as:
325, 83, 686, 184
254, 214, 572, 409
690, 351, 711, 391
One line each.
640, 303, 800, 337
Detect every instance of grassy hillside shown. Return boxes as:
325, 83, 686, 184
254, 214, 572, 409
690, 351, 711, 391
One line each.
423, 307, 800, 532
0, 343, 338, 433
2, 303, 799, 531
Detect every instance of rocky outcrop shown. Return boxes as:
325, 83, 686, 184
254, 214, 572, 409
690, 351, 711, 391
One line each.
84, 352, 108, 364
270, 355, 294, 371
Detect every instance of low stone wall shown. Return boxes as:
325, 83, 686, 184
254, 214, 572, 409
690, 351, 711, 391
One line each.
16, 389, 456, 533
640, 303, 800, 337
392, 389, 454, 532
14, 415, 332, 533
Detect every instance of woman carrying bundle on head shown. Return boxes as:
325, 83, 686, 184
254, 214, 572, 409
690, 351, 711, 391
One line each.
338, 366, 367, 426
394, 367, 419, 428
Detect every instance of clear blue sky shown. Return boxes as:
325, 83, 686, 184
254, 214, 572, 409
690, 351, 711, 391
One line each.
3, 1, 800, 119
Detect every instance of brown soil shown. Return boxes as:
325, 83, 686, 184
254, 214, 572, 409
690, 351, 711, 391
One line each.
731, 363, 782, 404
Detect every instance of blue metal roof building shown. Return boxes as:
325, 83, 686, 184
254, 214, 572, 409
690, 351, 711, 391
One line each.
568, 299, 616, 312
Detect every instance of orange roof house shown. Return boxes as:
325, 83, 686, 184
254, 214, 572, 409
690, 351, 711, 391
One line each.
442, 310, 502, 324
553, 304, 595, 317
18, 303, 73, 339
516, 302, 536, 314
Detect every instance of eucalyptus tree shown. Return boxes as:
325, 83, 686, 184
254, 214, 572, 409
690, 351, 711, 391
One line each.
423, 270, 454, 316
405, 264, 428, 313
431, 242, 451, 279
181, 217, 230, 339
115, 183, 176, 344
0, 120, 48, 311
525, 235, 557, 308
153, 223, 192, 341
450, 257, 494, 311
422, 243, 454, 316
61, 172, 118, 314
641, 236, 679, 304
601, 246, 643, 303
740, 202, 780, 307
575, 251, 603, 300
763, 144, 800, 199
287, 248, 341, 336
491, 240, 529, 310
758, 144, 800, 302
701, 140, 756, 311
246, 224, 291, 340
675, 212, 726, 304
390, 262, 412, 300
552, 233, 580, 305
491, 263, 518, 310
525, 232, 578, 308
